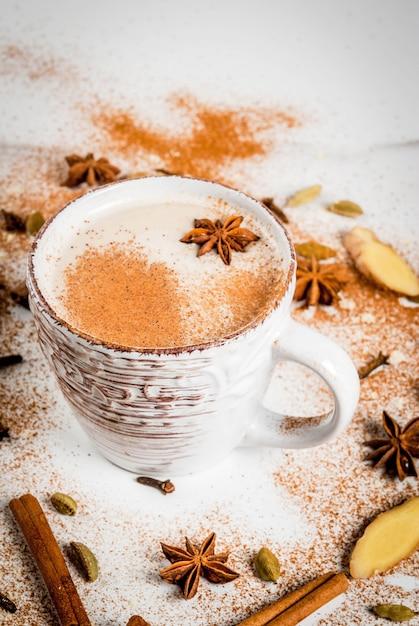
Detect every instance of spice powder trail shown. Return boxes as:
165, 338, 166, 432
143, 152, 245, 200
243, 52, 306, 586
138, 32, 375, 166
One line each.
0, 44, 77, 81
91, 93, 300, 182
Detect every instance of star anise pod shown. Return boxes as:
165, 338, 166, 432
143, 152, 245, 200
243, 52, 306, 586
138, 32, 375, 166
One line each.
294, 255, 350, 306
10, 285, 29, 309
364, 411, 419, 481
159, 532, 239, 599
63, 153, 120, 187
0, 425, 10, 442
180, 215, 259, 265
126, 616, 150, 626
0, 209, 26, 232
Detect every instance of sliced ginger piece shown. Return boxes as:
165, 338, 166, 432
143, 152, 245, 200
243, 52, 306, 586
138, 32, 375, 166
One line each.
350, 497, 419, 578
343, 227, 419, 297
346, 226, 376, 242
343, 227, 375, 259
361, 240, 419, 295
344, 226, 376, 246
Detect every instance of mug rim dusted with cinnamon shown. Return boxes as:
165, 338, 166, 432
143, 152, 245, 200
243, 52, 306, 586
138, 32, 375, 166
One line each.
29, 177, 295, 355
28, 176, 360, 475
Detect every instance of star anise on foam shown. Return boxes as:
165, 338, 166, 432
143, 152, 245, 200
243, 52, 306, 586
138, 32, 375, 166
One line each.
364, 411, 419, 481
62, 153, 120, 187
294, 255, 350, 306
159, 532, 239, 599
180, 215, 259, 265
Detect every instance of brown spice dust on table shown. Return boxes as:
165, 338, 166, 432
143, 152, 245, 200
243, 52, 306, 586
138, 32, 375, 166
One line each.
268, 275, 419, 626
0, 44, 77, 81
92, 94, 300, 182
1, 54, 418, 623
0, 94, 300, 263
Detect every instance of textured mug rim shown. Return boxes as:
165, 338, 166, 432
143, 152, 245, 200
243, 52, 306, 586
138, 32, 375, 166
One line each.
28, 175, 296, 355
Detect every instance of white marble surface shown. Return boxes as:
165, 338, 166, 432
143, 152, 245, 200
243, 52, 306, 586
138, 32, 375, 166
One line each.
1, 1, 418, 625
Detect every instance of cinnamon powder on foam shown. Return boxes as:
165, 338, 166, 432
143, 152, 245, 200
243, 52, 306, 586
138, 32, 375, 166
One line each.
61, 244, 283, 349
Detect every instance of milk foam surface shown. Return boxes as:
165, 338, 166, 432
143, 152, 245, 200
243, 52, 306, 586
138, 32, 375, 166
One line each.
41, 194, 285, 348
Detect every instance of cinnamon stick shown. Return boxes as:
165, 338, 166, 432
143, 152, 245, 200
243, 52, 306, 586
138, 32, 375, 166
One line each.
24, 494, 91, 625
9, 494, 91, 626
236, 572, 348, 626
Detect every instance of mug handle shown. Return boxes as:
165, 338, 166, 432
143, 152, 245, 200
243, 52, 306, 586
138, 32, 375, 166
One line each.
245, 318, 360, 448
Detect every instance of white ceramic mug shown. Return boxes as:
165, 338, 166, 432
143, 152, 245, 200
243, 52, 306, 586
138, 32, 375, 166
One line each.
28, 177, 359, 475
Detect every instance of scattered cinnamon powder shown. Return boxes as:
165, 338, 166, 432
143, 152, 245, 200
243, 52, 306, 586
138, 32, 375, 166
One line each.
0, 145, 83, 220
265, 268, 419, 625
2, 53, 418, 625
92, 94, 300, 182
0, 44, 76, 81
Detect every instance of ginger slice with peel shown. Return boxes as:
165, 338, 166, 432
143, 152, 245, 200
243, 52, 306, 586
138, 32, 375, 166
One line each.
343, 227, 419, 297
350, 497, 419, 579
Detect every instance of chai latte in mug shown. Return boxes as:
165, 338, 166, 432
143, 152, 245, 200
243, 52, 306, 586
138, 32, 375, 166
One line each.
41, 195, 285, 349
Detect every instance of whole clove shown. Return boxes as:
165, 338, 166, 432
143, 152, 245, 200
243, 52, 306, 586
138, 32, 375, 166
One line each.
260, 197, 289, 223
0, 354, 23, 368
358, 351, 390, 379
0, 592, 17, 613
136, 476, 175, 495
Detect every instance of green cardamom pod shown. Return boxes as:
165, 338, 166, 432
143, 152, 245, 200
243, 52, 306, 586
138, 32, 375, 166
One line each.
327, 200, 363, 217
50, 492, 77, 516
69, 542, 99, 582
286, 185, 322, 207
25, 211, 45, 235
295, 240, 337, 260
372, 604, 416, 622
254, 547, 281, 582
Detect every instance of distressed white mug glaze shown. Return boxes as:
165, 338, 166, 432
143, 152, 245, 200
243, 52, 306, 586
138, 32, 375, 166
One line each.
28, 177, 359, 475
